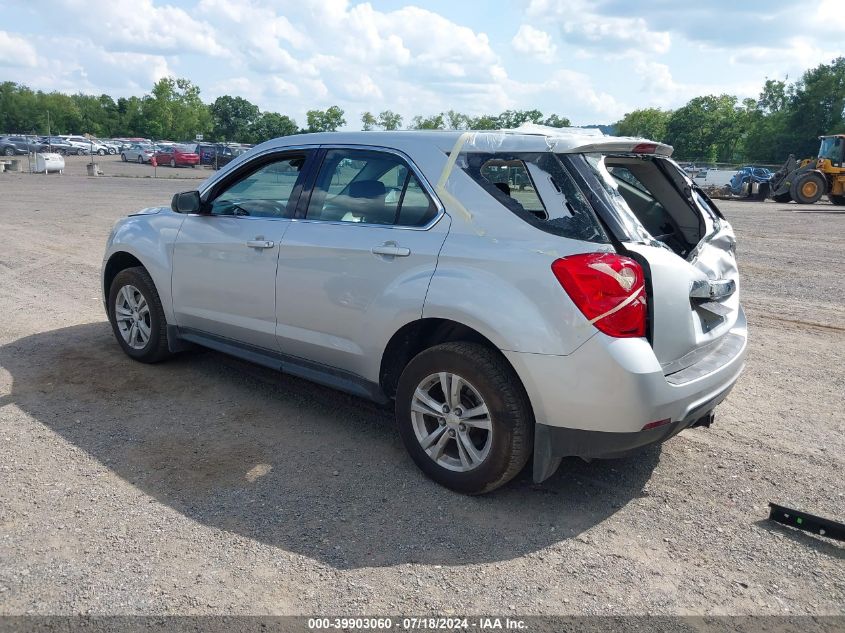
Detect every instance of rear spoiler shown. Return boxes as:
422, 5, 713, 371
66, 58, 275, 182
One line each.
564, 139, 674, 156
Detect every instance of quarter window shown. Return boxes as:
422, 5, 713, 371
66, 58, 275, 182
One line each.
306, 149, 438, 227
210, 154, 308, 218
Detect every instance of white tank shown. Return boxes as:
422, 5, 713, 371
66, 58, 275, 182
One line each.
35, 152, 65, 174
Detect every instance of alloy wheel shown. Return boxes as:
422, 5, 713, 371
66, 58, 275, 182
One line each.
114, 284, 151, 350
410, 372, 493, 472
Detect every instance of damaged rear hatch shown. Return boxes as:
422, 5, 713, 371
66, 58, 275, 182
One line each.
559, 144, 744, 380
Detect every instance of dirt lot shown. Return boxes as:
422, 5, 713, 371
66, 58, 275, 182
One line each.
0, 169, 842, 617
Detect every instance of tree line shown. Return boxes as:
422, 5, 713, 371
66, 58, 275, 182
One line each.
0, 76, 571, 144
615, 57, 845, 164
2, 56, 843, 163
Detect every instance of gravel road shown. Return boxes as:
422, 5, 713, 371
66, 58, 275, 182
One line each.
0, 170, 842, 617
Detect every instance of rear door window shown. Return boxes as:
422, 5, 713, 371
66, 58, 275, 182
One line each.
461, 152, 608, 243
306, 149, 438, 227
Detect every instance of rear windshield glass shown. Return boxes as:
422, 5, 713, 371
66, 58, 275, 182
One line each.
461, 152, 608, 243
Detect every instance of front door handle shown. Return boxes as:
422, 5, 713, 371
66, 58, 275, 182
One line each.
372, 244, 410, 257
246, 239, 275, 249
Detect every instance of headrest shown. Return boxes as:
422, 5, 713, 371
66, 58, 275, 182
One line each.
349, 180, 386, 199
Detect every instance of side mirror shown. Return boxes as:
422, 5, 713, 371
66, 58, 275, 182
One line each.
171, 190, 203, 214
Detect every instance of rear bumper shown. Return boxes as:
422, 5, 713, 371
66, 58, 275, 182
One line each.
503, 307, 747, 481
532, 384, 731, 481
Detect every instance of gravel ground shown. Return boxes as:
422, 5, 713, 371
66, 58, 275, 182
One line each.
0, 170, 842, 617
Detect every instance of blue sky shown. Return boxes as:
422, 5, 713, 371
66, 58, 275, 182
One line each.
1, 0, 843, 127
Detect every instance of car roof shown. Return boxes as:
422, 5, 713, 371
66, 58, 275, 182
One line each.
257, 126, 673, 156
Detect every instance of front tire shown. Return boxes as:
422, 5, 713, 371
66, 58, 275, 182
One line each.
830, 194, 845, 206
790, 173, 825, 204
108, 267, 172, 363
772, 192, 792, 203
137, 155, 143, 164
170, 158, 176, 168
395, 342, 533, 494
121, 153, 127, 162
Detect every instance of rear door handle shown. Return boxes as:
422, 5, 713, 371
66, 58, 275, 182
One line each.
246, 239, 275, 249
372, 244, 410, 257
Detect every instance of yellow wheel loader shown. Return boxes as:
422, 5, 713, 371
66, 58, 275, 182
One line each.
768, 135, 845, 205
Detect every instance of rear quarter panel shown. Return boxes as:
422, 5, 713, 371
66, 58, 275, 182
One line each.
423, 168, 614, 356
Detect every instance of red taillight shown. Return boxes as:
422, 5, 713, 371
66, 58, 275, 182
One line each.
631, 142, 657, 154
642, 418, 671, 430
551, 253, 647, 338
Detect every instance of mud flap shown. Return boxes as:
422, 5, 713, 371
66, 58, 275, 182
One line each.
533, 423, 563, 483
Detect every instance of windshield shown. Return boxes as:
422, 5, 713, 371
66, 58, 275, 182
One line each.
819, 137, 843, 162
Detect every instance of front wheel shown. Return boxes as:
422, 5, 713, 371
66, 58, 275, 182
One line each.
107, 267, 172, 363
137, 155, 143, 164
121, 153, 127, 162
170, 158, 176, 168
3, 147, 14, 156
830, 194, 845, 206
97, 148, 106, 156
771, 192, 792, 203
790, 173, 825, 204
395, 342, 533, 494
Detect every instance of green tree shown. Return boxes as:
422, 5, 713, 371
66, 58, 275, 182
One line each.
497, 109, 543, 128
377, 110, 402, 130
210, 95, 260, 142
361, 111, 377, 131
411, 113, 445, 129
306, 105, 346, 132
784, 57, 845, 157
614, 108, 671, 141
665, 95, 745, 162
143, 77, 212, 140
248, 112, 298, 143
467, 114, 500, 130
543, 113, 571, 128
445, 110, 469, 130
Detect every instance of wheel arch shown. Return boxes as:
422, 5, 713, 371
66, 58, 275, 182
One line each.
379, 317, 531, 405
103, 251, 145, 303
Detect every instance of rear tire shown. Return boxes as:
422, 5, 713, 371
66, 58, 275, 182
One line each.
395, 342, 533, 494
4, 147, 15, 156
137, 155, 143, 164
121, 153, 127, 162
107, 267, 172, 364
830, 194, 845, 206
170, 158, 176, 168
790, 173, 825, 204
771, 192, 792, 203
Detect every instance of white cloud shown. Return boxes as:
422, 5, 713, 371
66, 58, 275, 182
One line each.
512, 25, 557, 63
0, 31, 38, 67
44, 0, 224, 56
527, 0, 671, 55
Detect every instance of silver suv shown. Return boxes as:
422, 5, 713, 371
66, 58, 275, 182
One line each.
102, 129, 747, 493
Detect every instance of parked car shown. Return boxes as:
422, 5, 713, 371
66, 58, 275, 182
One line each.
94, 139, 120, 155
0, 135, 40, 155
194, 143, 247, 169
120, 144, 156, 163
61, 136, 109, 155
102, 130, 746, 493
37, 136, 84, 155
153, 145, 200, 168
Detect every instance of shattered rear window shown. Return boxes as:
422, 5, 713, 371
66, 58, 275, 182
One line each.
461, 152, 609, 243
